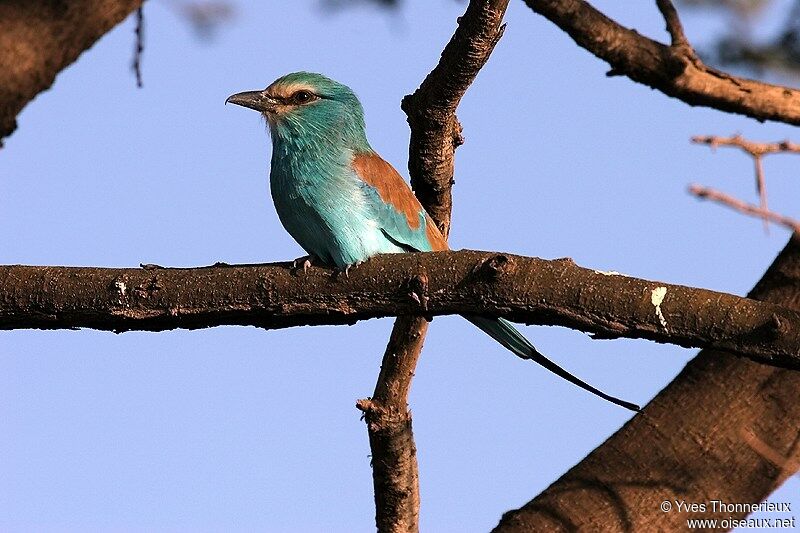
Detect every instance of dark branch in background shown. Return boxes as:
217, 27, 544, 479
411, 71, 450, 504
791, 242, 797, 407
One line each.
364, 2, 509, 529
522, 0, 800, 126
3, 251, 800, 370
401, 0, 510, 238
162, 0, 234, 40
0, 0, 145, 145
690, 184, 800, 232
494, 233, 800, 532
691, 134, 800, 230
679, 0, 800, 77
131, 6, 144, 87
322, 0, 400, 9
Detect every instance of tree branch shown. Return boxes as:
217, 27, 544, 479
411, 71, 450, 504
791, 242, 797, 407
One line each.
493, 232, 800, 532
690, 184, 800, 232
523, 0, 800, 126
691, 135, 800, 157
365, 2, 510, 530
401, 0, 509, 237
357, 315, 427, 533
655, 0, 692, 51
691, 134, 800, 230
0, 0, 145, 145
3, 250, 800, 369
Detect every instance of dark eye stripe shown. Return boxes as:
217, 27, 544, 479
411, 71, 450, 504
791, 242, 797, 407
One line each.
273, 91, 331, 104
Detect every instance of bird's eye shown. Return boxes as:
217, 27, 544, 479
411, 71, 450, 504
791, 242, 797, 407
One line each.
292, 90, 315, 105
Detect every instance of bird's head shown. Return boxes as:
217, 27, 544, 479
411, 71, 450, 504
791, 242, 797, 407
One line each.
227, 72, 370, 151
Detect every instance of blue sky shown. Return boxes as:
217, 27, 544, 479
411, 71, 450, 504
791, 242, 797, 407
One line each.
2, 1, 799, 531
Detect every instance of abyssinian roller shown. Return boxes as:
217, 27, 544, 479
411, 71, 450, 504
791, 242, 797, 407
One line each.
227, 72, 638, 412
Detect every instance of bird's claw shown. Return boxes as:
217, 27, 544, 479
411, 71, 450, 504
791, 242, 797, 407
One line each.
338, 260, 364, 279
292, 255, 319, 274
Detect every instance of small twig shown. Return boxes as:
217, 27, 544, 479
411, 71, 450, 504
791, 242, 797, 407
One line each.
655, 0, 692, 51
692, 134, 800, 231
692, 134, 800, 157
754, 154, 769, 232
131, 6, 144, 88
689, 184, 800, 232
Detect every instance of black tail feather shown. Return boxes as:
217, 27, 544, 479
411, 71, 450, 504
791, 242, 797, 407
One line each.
465, 315, 640, 412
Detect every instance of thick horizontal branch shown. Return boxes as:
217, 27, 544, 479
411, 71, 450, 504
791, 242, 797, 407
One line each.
523, 0, 800, 126
2, 251, 800, 369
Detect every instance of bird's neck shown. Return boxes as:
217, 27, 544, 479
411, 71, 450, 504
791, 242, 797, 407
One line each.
269, 119, 372, 185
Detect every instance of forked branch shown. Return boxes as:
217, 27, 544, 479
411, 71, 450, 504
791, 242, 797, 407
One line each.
523, 0, 800, 125
691, 134, 800, 230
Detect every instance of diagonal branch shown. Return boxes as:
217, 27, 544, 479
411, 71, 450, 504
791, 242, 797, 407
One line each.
3, 250, 800, 370
493, 233, 800, 532
0, 0, 145, 145
357, 315, 428, 533
522, 0, 800, 126
655, 0, 692, 51
401, 0, 510, 237
365, 2, 509, 530
689, 184, 800, 232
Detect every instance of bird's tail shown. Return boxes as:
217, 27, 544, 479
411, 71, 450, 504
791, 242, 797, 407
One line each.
464, 315, 640, 412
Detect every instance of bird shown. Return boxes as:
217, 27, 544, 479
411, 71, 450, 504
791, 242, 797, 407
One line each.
227, 72, 638, 412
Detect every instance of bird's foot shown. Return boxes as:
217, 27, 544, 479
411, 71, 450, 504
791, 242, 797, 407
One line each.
292, 254, 320, 275
336, 260, 365, 279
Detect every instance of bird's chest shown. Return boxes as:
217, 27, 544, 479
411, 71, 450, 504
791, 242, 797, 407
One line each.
270, 158, 362, 225
269, 156, 386, 266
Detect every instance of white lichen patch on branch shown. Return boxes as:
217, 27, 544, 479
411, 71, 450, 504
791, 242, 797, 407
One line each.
593, 270, 624, 276
651, 286, 668, 330
114, 280, 127, 305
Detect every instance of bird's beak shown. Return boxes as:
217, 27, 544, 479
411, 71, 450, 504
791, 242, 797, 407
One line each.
225, 90, 278, 113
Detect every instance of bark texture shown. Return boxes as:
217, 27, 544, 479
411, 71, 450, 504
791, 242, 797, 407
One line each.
357, 315, 428, 533
494, 233, 800, 532
364, 1, 509, 530
3, 250, 800, 370
523, 0, 800, 126
402, 0, 509, 237
0, 0, 144, 144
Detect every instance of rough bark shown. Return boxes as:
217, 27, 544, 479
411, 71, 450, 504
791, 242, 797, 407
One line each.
364, 2, 510, 530
494, 233, 800, 532
0, 0, 143, 144
401, 0, 509, 238
523, 0, 800, 126
357, 316, 428, 533
3, 250, 800, 370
